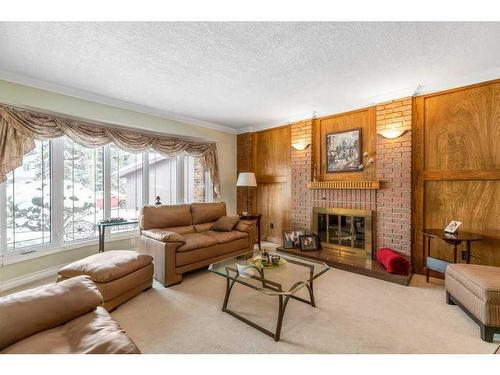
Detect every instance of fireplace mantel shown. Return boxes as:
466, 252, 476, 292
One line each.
307, 180, 380, 190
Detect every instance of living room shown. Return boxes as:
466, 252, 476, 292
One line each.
1, 1, 500, 372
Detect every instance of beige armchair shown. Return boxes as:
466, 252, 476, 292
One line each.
138, 202, 256, 286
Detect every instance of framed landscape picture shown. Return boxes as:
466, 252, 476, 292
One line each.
326, 129, 361, 172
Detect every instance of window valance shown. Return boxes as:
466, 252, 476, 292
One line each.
0, 104, 221, 197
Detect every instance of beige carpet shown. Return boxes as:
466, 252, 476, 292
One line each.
111, 266, 499, 354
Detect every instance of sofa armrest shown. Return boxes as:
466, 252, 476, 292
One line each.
141, 228, 186, 243
0, 275, 103, 350
234, 220, 257, 253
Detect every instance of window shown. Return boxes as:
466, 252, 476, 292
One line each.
4, 140, 51, 252
148, 151, 177, 205
0, 140, 213, 259
186, 156, 211, 203
63, 139, 104, 242
109, 145, 142, 234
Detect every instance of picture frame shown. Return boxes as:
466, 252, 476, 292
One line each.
282, 230, 304, 249
326, 128, 361, 172
444, 221, 462, 234
299, 234, 320, 251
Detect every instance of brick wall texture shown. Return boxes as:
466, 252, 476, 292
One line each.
193, 157, 206, 203
288, 98, 412, 256
375, 98, 412, 255
290, 120, 313, 230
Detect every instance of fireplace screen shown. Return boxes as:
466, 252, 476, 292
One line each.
313, 207, 373, 259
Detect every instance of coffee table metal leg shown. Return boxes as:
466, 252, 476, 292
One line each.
222, 280, 316, 342
222, 273, 238, 310
275, 295, 286, 341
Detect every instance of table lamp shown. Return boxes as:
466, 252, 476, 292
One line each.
236, 172, 257, 215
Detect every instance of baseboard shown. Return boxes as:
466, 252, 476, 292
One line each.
0, 264, 64, 293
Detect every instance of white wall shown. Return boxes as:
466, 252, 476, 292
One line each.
0, 79, 237, 286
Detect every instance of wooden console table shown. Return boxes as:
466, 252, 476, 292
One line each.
239, 214, 262, 249
422, 229, 483, 282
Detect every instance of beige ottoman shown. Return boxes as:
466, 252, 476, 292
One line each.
445, 263, 500, 342
58, 250, 154, 312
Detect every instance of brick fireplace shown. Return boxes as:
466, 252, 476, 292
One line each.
290, 98, 412, 257
312, 207, 373, 259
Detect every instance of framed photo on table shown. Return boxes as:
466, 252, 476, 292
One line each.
326, 128, 361, 172
299, 234, 321, 252
444, 221, 462, 234
282, 230, 304, 249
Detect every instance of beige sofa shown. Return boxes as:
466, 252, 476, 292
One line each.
139, 202, 256, 286
0, 276, 140, 354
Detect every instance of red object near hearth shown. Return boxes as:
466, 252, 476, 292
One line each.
376, 248, 410, 275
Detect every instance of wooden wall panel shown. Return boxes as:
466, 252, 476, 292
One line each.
424, 180, 500, 266
254, 126, 291, 243
424, 83, 500, 171
257, 182, 291, 243
413, 79, 500, 273
236, 133, 257, 214
237, 127, 291, 243
313, 107, 376, 181
254, 126, 291, 179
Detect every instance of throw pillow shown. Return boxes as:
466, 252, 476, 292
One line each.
210, 216, 240, 232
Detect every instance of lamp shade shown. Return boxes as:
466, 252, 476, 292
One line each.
236, 172, 257, 187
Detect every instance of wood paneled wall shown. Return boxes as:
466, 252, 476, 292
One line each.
236, 132, 257, 214
237, 127, 291, 243
313, 107, 377, 181
413, 79, 500, 273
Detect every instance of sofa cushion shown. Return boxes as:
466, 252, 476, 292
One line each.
176, 238, 249, 267
139, 204, 192, 230
177, 233, 218, 252
58, 250, 153, 283
163, 225, 195, 234
191, 202, 226, 224
0, 276, 103, 351
204, 230, 249, 244
210, 216, 240, 232
1, 307, 140, 354
194, 221, 216, 232
141, 229, 185, 243
235, 220, 254, 232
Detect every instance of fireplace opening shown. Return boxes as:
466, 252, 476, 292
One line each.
313, 207, 373, 259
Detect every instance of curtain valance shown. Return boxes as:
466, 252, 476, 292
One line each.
0, 105, 221, 197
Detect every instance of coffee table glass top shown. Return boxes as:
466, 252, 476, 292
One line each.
208, 250, 330, 296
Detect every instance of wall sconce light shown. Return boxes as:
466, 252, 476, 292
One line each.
378, 129, 407, 139
291, 142, 310, 151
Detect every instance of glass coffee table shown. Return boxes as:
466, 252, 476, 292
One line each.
208, 250, 330, 341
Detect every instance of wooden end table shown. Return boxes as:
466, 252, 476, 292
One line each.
239, 214, 262, 249
422, 229, 483, 282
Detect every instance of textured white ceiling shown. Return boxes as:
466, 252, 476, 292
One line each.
0, 22, 499, 133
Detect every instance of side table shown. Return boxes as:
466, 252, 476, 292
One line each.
96, 220, 139, 252
239, 214, 262, 249
422, 229, 483, 282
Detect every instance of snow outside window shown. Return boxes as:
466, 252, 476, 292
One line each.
109, 144, 142, 234
5, 140, 52, 252
63, 138, 104, 242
